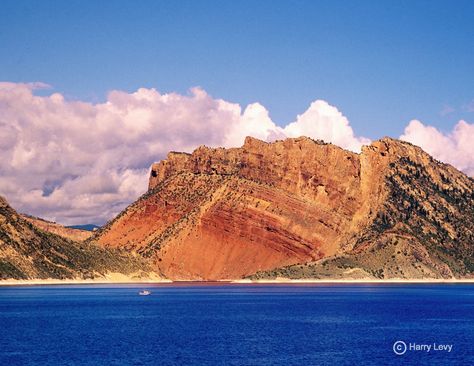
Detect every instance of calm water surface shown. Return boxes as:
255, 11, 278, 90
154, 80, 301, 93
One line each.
0, 283, 473, 365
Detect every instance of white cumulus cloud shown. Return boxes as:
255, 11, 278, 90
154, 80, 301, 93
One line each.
400, 119, 474, 177
284, 100, 370, 151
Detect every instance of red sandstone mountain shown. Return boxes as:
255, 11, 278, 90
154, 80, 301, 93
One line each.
91, 136, 474, 280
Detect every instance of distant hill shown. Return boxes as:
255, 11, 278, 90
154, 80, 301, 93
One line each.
91, 136, 474, 280
66, 224, 100, 232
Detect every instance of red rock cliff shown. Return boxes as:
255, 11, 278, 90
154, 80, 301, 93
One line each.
92, 136, 474, 280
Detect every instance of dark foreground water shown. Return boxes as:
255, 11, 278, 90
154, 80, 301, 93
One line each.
0, 283, 473, 365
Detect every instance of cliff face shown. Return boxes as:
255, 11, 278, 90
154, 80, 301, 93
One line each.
92, 136, 474, 280
253, 139, 474, 280
0, 196, 148, 280
94, 137, 359, 279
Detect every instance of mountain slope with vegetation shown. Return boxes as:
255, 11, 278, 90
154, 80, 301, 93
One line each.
0, 196, 151, 280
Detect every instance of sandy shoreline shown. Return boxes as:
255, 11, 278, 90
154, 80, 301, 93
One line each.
0, 272, 172, 286
0, 279, 173, 286
232, 278, 474, 284
1, 276, 474, 286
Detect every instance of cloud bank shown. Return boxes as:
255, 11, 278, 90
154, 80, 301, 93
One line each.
0, 81, 472, 225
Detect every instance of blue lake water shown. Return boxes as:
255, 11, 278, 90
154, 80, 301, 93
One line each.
0, 283, 473, 365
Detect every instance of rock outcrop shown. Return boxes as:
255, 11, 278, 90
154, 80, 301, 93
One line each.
92, 136, 474, 280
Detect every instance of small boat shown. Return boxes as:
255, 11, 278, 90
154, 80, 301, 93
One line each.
139, 290, 151, 296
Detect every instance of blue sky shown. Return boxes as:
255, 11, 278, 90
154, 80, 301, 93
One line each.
1, 0, 473, 224
1, 0, 473, 139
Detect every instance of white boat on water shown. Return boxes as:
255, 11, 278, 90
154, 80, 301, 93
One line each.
139, 290, 151, 296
